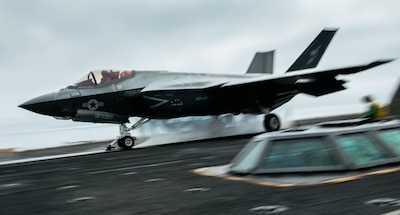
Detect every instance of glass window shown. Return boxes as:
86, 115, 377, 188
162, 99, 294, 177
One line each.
262, 137, 338, 169
336, 133, 390, 165
377, 128, 400, 156
230, 140, 266, 172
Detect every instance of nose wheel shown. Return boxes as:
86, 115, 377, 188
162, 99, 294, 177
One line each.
118, 136, 136, 150
106, 117, 150, 151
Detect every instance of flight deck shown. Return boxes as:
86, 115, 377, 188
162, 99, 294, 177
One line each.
1, 133, 400, 214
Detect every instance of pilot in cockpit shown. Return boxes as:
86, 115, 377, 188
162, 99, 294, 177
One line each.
101, 70, 111, 83
101, 70, 120, 83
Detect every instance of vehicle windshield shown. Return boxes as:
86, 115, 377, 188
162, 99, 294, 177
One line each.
71, 69, 134, 87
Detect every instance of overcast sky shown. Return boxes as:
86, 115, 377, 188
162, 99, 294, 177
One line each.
1, 0, 399, 131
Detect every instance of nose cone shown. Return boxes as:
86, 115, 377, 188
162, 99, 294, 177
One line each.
19, 92, 57, 116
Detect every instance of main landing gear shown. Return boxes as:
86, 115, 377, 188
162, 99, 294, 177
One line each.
106, 117, 150, 151
263, 113, 280, 132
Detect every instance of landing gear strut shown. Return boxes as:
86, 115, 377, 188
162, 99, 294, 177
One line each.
263, 113, 280, 131
106, 117, 150, 151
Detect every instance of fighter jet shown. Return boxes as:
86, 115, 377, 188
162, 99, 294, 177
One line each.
19, 28, 393, 150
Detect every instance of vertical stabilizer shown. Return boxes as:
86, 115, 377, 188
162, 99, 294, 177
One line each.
286, 28, 338, 72
246, 50, 274, 74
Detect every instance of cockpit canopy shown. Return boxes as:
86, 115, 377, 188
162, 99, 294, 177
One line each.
71, 69, 134, 87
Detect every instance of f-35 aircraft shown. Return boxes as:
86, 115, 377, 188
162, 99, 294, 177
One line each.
19, 28, 393, 150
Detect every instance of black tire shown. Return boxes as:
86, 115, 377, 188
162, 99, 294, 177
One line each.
264, 114, 280, 131
118, 136, 135, 150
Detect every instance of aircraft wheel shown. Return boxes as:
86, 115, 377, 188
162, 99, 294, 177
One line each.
118, 136, 135, 150
264, 114, 280, 131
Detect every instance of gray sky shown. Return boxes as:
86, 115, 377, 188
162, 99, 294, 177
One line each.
1, 0, 399, 126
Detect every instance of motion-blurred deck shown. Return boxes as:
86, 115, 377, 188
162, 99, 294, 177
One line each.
1, 133, 400, 214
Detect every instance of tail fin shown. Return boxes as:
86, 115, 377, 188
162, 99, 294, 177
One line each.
246, 50, 274, 74
286, 28, 338, 72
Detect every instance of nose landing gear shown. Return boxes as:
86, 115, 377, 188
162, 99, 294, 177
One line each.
106, 117, 150, 151
118, 136, 136, 150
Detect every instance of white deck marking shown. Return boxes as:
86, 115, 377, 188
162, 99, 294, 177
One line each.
87, 160, 182, 175
0, 150, 104, 166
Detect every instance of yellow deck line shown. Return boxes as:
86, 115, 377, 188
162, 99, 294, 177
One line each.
0, 148, 16, 153
192, 165, 400, 187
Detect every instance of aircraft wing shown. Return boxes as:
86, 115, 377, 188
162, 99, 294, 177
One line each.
222, 59, 393, 111
139, 59, 392, 113
140, 59, 392, 95
221, 59, 393, 96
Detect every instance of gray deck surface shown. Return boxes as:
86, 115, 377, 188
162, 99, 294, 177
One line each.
1, 135, 400, 215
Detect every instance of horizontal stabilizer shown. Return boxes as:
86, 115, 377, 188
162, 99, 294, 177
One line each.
287, 28, 337, 72
304, 59, 395, 76
246, 50, 274, 74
